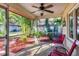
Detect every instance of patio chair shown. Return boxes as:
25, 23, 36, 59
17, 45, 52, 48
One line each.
48, 40, 78, 56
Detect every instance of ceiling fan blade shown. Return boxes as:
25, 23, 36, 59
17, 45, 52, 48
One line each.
44, 10, 54, 13
45, 4, 53, 9
31, 10, 40, 13
32, 6, 39, 8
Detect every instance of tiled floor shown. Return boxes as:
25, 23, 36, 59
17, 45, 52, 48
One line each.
16, 42, 53, 56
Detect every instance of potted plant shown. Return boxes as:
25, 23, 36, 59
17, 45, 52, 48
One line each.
32, 31, 42, 44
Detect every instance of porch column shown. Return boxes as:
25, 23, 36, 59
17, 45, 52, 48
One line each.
5, 7, 9, 56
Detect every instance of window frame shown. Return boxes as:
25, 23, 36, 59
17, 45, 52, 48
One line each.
75, 7, 79, 40
68, 11, 74, 39
68, 4, 79, 41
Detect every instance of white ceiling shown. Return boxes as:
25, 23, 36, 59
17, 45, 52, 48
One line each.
20, 3, 68, 19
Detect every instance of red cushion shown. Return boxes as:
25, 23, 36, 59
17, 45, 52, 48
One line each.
53, 35, 65, 44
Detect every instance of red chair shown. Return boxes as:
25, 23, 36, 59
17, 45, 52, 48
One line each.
52, 34, 65, 44
10, 40, 26, 53
48, 40, 77, 56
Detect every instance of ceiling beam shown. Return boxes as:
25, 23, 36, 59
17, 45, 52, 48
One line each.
8, 3, 36, 20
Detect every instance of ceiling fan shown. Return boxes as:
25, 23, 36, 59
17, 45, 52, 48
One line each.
32, 3, 54, 16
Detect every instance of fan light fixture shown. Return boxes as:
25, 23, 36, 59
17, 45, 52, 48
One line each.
32, 3, 54, 16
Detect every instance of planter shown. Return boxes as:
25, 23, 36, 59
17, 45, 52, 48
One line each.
34, 36, 40, 44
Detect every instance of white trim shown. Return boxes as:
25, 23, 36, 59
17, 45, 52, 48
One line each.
76, 40, 79, 46
67, 14, 69, 39
73, 10, 77, 39
68, 37, 75, 42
